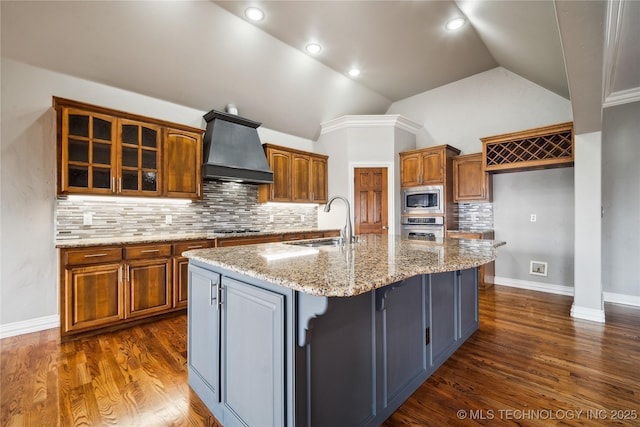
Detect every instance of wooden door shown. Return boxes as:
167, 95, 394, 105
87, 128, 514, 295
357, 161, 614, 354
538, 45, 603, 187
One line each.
354, 167, 388, 235
64, 263, 123, 333
164, 128, 202, 198
292, 153, 311, 202
400, 152, 421, 187
126, 258, 171, 318
421, 149, 444, 184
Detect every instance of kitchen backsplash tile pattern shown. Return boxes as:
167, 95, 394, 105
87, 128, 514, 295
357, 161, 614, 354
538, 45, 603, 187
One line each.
456, 202, 494, 231
56, 181, 318, 240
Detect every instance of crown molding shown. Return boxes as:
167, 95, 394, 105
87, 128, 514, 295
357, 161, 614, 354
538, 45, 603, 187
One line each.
602, 0, 640, 108
320, 115, 423, 135
603, 86, 640, 108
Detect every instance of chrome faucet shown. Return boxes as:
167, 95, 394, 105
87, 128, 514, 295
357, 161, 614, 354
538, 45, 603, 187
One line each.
324, 196, 354, 244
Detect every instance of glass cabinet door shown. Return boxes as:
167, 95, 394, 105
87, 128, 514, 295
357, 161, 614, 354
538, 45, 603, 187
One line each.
118, 119, 161, 195
62, 108, 116, 194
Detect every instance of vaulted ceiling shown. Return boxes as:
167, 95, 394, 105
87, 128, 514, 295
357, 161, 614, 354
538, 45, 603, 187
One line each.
1, 1, 638, 139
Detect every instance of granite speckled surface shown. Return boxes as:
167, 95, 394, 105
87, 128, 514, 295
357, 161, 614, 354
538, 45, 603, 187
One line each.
54, 229, 339, 248
184, 235, 505, 297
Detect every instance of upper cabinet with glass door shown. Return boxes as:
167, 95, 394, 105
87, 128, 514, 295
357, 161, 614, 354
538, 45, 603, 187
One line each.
60, 108, 117, 194
54, 97, 203, 199
118, 119, 161, 196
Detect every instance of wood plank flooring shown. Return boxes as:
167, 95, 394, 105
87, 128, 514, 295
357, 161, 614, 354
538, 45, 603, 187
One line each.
2, 285, 639, 426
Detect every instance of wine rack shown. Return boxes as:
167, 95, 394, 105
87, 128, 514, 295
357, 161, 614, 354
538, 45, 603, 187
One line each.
481, 122, 574, 173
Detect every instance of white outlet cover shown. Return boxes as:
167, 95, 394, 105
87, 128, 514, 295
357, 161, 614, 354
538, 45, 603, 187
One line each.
530, 214, 537, 222
83, 212, 92, 225
165, 214, 172, 225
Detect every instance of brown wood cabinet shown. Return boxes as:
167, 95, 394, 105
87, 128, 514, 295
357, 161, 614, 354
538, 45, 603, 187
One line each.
54, 97, 203, 199
172, 240, 214, 309
124, 244, 172, 318
453, 153, 492, 203
164, 128, 203, 198
259, 144, 328, 203
59, 231, 340, 336
61, 241, 184, 336
446, 230, 495, 288
61, 246, 124, 334
400, 145, 460, 187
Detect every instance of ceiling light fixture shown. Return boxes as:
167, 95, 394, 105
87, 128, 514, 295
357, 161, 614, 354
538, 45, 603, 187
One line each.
445, 17, 466, 31
305, 43, 322, 55
245, 7, 264, 22
348, 68, 361, 77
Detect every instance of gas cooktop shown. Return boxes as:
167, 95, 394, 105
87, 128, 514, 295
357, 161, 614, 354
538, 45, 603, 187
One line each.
211, 229, 262, 234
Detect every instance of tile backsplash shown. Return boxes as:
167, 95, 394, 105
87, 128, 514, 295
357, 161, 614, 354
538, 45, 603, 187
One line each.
55, 181, 319, 240
455, 202, 494, 231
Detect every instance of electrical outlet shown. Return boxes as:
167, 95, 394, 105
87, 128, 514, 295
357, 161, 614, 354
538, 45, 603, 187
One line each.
269, 215, 274, 223
165, 215, 172, 225
471, 213, 478, 222
530, 214, 537, 222
83, 212, 93, 225
300, 215, 305, 222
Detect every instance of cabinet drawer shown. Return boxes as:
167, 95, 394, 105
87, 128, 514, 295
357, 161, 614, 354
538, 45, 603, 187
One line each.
65, 247, 122, 266
124, 244, 172, 260
173, 240, 214, 256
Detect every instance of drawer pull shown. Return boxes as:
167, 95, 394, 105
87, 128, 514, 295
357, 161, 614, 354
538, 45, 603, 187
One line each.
140, 249, 160, 253
187, 245, 204, 249
84, 253, 108, 258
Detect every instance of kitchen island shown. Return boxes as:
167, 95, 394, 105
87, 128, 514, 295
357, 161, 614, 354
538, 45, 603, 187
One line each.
184, 235, 503, 427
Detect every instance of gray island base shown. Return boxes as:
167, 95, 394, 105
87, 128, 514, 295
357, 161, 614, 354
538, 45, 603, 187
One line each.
184, 235, 502, 427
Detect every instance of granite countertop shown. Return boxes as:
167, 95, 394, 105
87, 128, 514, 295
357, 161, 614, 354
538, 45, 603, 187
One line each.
184, 235, 505, 298
54, 229, 338, 249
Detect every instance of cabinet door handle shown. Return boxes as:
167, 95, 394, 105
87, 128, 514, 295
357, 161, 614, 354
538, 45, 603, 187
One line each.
118, 177, 122, 192
187, 245, 204, 249
111, 177, 115, 191
210, 281, 216, 306
140, 249, 160, 253
84, 253, 108, 258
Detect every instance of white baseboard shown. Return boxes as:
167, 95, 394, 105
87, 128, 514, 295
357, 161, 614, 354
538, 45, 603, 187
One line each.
493, 276, 574, 296
571, 304, 606, 323
0, 315, 59, 339
603, 292, 640, 307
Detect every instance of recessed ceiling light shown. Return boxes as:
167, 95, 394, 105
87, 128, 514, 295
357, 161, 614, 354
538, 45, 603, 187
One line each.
305, 43, 322, 55
245, 7, 264, 22
348, 68, 361, 77
445, 17, 466, 31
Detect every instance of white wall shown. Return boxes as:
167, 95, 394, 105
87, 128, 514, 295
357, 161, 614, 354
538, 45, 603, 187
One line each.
387, 67, 573, 154
572, 131, 604, 322
493, 169, 574, 287
602, 102, 640, 298
0, 58, 315, 332
316, 122, 416, 235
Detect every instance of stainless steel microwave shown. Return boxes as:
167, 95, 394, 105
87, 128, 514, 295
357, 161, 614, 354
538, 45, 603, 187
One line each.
401, 185, 443, 214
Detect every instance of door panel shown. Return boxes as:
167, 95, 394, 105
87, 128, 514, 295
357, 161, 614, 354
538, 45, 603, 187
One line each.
354, 167, 388, 235
222, 277, 285, 427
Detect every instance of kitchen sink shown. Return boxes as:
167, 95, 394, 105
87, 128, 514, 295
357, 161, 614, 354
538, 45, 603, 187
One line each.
286, 237, 343, 248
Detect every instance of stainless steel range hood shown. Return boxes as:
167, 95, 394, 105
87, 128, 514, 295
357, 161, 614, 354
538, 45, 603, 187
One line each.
202, 109, 273, 184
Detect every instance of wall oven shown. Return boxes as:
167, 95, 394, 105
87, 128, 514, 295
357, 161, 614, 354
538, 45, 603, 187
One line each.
401, 185, 443, 215
401, 216, 444, 242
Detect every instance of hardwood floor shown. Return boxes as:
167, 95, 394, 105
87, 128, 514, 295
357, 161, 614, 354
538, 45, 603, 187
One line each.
0, 314, 220, 427
2, 286, 639, 426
